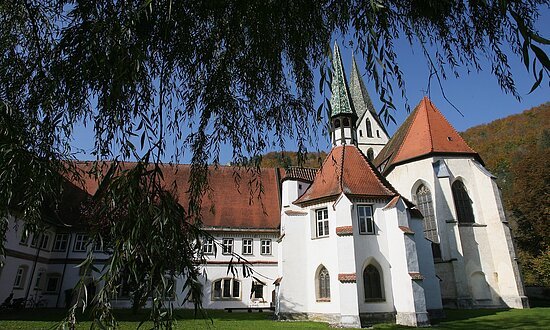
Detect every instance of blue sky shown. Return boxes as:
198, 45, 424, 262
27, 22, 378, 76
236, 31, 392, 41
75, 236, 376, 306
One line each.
71, 10, 549, 164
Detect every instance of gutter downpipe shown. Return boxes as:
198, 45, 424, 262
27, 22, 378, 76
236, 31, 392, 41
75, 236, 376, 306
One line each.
25, 233, 42, 303
55, 233, 72, 308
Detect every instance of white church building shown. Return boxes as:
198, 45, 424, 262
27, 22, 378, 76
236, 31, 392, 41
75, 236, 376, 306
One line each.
0, 43, 527, 327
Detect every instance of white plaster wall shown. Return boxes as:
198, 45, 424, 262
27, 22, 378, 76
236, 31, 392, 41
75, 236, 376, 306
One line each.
352, 201, 395, 314
386, 156, 525, 307
356, 112, 389, 159
0, 216, 279, 310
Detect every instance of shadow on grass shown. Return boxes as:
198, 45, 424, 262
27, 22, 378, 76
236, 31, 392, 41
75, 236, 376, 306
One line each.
0, 308, 274, 323
431, 308, 550, 330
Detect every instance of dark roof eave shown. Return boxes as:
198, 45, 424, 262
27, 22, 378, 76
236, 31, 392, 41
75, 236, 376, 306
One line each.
293, 194, 340, 207
382, 151, 484, 176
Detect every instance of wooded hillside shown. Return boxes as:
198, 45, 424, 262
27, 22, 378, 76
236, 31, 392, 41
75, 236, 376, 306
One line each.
462, 102, 550, 286
259, 151, 327, 168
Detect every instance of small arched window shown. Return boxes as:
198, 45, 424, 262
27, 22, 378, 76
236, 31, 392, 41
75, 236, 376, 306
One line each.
363, 265, 383, 300
317, 266, 330, 300
452, 180, 475, 223
366, 119, 373, 137
334, 119, 341, 128
367, 148, 374, 161
343, 117, 350, 127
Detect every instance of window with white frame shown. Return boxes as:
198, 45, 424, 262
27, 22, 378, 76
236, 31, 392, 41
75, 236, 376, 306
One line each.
13, 265, 28, 289
52, 233, 69, 252
316, 208, 329, 237
252, 281, 264, 299
212, 278, 241, 300
73, 234, 88, 252
222, 238, 233, 254
40, 233, 51, 250
203, 238, 214, 255
242, 238, 253, 255
45, 274, 61, 293
260, 239, 271, 255
357, 205, 375, 234
19, 230, 29, 245
30, 233, 40, 248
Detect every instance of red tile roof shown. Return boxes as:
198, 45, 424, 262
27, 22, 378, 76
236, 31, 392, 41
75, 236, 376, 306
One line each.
294, 145, 397, 205
374, 97, 481, 175
409, 272, 424, 280
338, 273, 357, 283
66, 163, 281, 230
336, 226, 353, 236
281, 167, 318, 182
399, 226, 415, 235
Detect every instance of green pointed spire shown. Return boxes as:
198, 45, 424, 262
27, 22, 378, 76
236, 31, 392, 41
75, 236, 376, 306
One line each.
349, 55, 389, 136
350, 55, 376, 121
330, 42, 356, 118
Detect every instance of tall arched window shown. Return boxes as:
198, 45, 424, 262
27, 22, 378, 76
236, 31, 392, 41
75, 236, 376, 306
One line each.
363, 265, 383, 300
343, 118, 350, 127
414, 185, 438, 243
317, 266, 330, 300
452, 180, 475, 223
366, 119, 373, 137
334, 119, 341, 128
367, 148, 374, 161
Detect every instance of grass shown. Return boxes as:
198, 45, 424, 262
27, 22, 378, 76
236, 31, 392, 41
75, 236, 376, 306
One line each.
0, 307, 549, 329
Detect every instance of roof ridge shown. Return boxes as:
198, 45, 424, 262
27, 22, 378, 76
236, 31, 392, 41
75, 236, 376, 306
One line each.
392, 102, 422, 167
353, 146, 398, 196
294, 146, 342, 203
424, 98, 435, 153
339, 145, 345, 192
426, 98, 477, 154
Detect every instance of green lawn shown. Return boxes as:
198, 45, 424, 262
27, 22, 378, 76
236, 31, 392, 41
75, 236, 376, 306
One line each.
0, 308, 549, 329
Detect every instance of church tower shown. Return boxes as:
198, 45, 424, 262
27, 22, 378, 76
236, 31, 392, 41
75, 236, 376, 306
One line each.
349, 56, 389, 160
330, 43, 358, 146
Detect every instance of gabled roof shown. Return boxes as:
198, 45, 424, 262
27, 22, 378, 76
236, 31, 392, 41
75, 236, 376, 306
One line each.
63, 163, 282, 230
294, 145, 397, 205
281, 167, 317, 183
330, 43, 357, 118
374, 97, 481, 175
349, 56, 388, 136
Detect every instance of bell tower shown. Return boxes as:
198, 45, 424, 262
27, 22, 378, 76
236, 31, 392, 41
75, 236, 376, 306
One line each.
330, 43, 358, 146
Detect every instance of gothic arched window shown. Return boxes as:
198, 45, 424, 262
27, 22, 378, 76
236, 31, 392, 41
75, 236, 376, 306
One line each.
366, 119, 373, 137
452, 180, 475, 223
317, 266, 330, 300
363, 265, 383, 300
414, 184, 438, 243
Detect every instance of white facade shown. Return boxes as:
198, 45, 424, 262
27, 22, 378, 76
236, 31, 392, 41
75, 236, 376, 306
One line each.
277, 160, 442, 327
385, 156, 527, 309
0, 220, 279, 310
